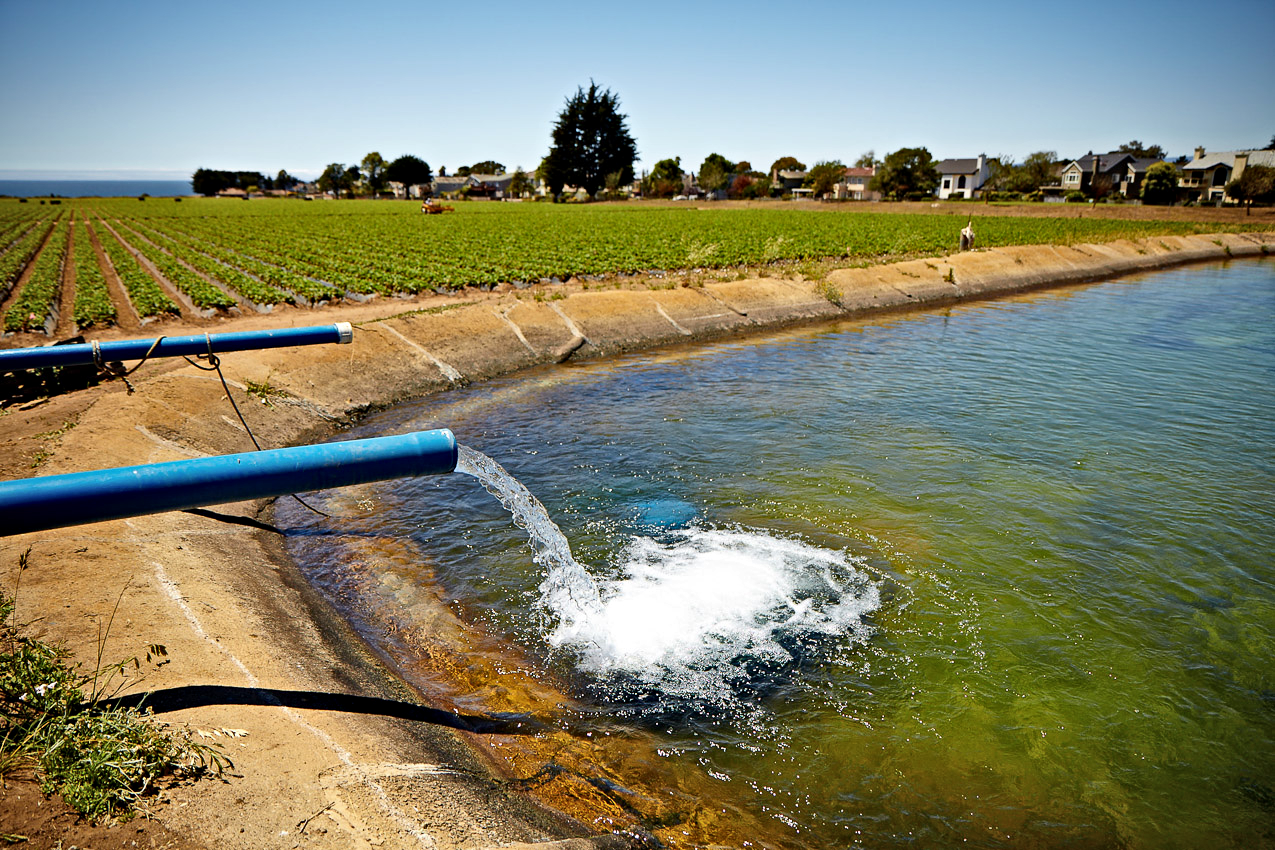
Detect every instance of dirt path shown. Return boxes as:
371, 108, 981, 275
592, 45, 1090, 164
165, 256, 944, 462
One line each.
0, 232, 1271, 848
52, 216, 78, 338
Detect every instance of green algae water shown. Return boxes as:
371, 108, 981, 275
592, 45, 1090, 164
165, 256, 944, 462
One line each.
280, 260, 1275, 848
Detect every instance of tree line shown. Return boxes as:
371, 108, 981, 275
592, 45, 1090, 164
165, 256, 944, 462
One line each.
191, 168, 299, 195
195, 155, 535, 199
195, 88, 1274, 207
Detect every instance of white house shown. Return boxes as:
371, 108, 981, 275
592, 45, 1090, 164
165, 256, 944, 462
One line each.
935, 154, 988, 199
388, 181, 432, 199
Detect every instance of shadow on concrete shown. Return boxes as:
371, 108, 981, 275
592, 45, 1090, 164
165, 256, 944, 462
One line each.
103, 684, 545, 735
182, 507, 284, 535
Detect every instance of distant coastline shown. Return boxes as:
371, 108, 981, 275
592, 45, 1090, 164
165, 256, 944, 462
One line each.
0, 179, 193, 198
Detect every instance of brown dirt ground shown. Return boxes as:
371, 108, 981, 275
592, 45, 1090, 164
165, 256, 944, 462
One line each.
1, 771, 206, 850
0, 218, 1272, 849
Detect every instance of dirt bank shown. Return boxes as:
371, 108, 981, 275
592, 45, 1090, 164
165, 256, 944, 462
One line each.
1, 232, 1271, 848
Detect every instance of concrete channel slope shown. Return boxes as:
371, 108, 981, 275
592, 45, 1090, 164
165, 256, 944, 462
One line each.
1, 232, 1270, 849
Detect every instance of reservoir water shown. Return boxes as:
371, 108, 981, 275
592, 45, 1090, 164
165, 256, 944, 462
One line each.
279, 260, 1275, 848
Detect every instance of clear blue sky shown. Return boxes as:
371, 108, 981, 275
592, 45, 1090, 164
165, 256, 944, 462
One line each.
2, 0, 1272, 180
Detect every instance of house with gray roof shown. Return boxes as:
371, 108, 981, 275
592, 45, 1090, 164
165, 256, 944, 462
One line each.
1179, 147, 1275, 203
431, 175, 476, 198
771, 169, 808, 195
936, 155, 988, 199
1051, 152, 1161, 200
468, 172, 514, 199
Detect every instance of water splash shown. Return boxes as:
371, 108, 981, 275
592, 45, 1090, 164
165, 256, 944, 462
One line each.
564, 528, 880, 707
457, 444, 880, 710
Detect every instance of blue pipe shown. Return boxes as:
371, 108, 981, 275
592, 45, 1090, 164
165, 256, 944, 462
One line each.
0, 323, 354, 372
0, 429, 456, 536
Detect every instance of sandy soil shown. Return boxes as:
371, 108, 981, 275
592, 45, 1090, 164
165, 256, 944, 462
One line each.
0, 228, 1271, 848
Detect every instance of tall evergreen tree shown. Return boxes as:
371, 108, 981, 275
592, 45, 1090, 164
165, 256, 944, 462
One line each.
769, 156, 807, 176
318, 163, 358, 198
385, 155, 432, 194
697, 153, 735, 193
542, 82, 637, 199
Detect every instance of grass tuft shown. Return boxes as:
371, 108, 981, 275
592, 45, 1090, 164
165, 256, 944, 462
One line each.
245, 376, 287, 407
1, 550, 230, 820
814, 279, 844, 307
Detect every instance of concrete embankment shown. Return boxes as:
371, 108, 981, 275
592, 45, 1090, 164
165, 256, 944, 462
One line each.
1, 231, 1270, 849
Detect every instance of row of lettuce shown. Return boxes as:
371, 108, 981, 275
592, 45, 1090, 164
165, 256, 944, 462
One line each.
0, 197, 1268, 334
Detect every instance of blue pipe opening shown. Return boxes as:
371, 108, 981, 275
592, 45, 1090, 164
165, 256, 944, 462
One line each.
0, 429, 457, 536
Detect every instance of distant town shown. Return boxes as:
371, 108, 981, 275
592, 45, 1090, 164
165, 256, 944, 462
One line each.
185, 84, 1275, 211
193, 140, 1275, 210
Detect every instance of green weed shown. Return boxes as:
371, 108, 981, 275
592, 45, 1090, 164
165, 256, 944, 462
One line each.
35, 417, 78, 441
815, 279, 844, 307
375, 302, 468, 323
1, 549, 230, 820
795, 259, 828, 282
245, 376, 286, 407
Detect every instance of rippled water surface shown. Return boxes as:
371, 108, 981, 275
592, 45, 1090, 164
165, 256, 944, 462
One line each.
280, 261, 1275, 848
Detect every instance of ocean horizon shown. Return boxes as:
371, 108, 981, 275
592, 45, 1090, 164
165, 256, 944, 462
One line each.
0, 179, 194, 198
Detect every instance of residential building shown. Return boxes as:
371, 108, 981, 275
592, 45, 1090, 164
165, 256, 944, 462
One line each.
388, 181, 431, 200
936, 155, 988, 199
835, 167, 878, 201
772, 169, 808, 195
468, 172, 514, 199
431, 175, 476, 198
1049, 152, 1160, 200
1179, 147, 1275, 203
1119, 157, 1161, 199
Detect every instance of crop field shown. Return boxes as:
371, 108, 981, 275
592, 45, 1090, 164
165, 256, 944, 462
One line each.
0, 197, 1266, 336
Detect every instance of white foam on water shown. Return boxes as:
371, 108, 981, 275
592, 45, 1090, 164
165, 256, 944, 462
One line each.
456, 445, 880, 706
553, 528, 880, 701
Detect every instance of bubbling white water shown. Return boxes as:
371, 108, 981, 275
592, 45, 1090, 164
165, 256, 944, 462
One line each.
556, 528, 880, 703
456, 444, 880, 705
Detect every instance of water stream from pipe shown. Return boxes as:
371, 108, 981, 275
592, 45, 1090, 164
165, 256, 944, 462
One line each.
455, 443, 604, 630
